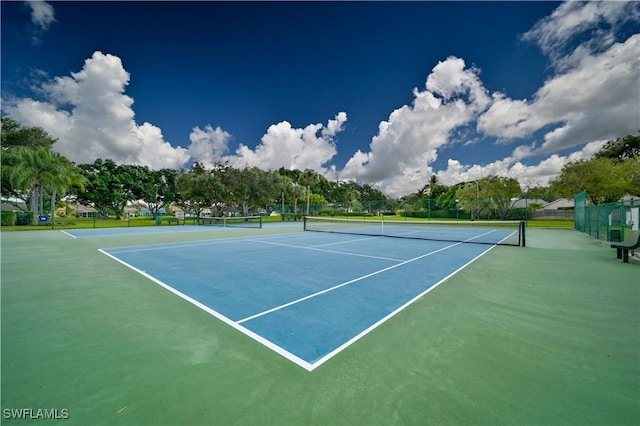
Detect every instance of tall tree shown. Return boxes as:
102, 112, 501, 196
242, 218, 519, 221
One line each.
1, 118, 59, 204
278, 167, 301, 183
135, 167, 178, 218
484, 176, 521, 219
455, 180, 489, 220
621, 157, 640, 197
424, 174, 447, 199
175, 162, 225, 218
360, 184, 387, 202
410, 174, 448, 203
523, 185, 558, 202
289, 183, 306, 214
550, 158, 628, 204
455, 177, 521, 220
594, 134, 640, 163
225, 167, 281, 216
278, 175, 294, 213
6, 146, 87, 224
435, 184, 461, 210
299, 169, 319, 215
75, 159, 141, 219
1, 117, 56, 150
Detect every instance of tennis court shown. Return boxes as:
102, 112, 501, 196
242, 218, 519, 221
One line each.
1, 221, 638, 425
61, 215, 276, 238
100, 229, 500, 371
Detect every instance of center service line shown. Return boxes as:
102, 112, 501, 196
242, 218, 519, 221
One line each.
236, 240, 464, 324
246, 239, 405, 262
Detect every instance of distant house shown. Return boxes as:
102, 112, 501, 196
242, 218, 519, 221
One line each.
123, 206, 138, 217
1, 201, 27, 212
68, 203, 98, 218
171, 206, 184, 218
543, 198, 574, 210
139, 208, 167, 217
510, 199, 547, 209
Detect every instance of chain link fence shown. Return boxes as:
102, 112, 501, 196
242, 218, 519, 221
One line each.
267, 197, 574, 222
574, 191, 639, 242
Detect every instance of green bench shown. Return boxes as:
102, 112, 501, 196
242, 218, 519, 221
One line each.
165, 217, 181, 225
611, 230, 640, 263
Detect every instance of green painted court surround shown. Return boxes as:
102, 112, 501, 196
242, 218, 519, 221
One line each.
1, 227, 638, 425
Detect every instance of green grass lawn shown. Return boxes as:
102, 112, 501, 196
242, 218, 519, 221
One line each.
0, 215, 574, 232
1, 214, 286, 231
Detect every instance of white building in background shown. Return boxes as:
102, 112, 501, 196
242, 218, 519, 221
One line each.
510, 198, 547, 209
543, 198, 574, 210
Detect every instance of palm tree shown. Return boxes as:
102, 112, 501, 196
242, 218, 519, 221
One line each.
279, 175, 294, 214
290, 183, 306, 214
299, 169, 319, 215
7, 146, 87, 224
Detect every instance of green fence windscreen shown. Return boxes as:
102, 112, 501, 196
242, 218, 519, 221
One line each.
574, 191, 587, 232
574, 192, 639, 242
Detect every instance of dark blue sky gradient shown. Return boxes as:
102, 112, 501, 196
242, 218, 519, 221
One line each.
2, 1, 561, 169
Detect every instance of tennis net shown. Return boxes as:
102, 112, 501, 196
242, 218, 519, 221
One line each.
303, 216, 525, 246
197, 216, 262, 228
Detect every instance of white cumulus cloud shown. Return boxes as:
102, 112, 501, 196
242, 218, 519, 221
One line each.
25, 0, 55, 30
24, 0, 55, 43
188, 125, 232, 167
343, 1, 639, 197
341, 57, 490, 197
436, 140, 607, 189
229, 112, 347, 174
3, 51, 190, 169
478, 34, 640, 154
522, 0, 640, 69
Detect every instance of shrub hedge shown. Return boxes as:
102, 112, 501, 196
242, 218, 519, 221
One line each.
16, 211, 34, 225
1, 211, 16, 226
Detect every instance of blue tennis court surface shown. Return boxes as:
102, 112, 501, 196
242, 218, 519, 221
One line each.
100, 231, 496, 371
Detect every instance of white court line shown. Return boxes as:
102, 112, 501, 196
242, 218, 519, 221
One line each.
393, 227, 497, 240
98, 248, 316, 372
236, 240, 464, 324
60, 230, 77, 238
464, 229, 497, 241
106, 238, 247, 254
246, 239, 405, 262
310, 243, 498, 371
497, 229, 518, 245
309, 236, 381, 248
102, 230, 311, 254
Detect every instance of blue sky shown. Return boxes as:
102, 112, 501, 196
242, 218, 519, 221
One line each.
2, 1, 639, 196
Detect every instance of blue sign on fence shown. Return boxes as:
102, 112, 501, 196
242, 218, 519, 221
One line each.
38, 215, 48, 223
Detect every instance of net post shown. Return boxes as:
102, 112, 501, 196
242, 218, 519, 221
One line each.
520, 221, 526, 247
259, 215, 263, 228
303, 216, 308, 231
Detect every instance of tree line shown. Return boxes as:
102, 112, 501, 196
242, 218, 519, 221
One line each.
1, 117, 638, 224
0, 117, 389, 223
398, 134, 638, 219
550, 134, 639, 204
